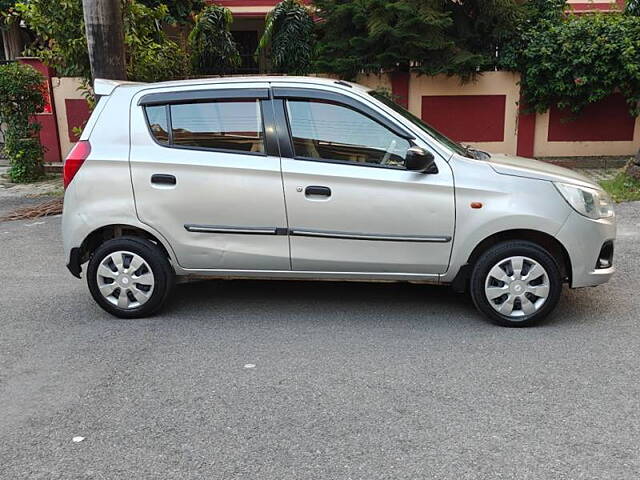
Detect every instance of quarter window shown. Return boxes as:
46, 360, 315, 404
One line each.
145, 105, 169, 144
286, 99, 411, 167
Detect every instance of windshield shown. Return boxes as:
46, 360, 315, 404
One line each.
369, 91, 474, 158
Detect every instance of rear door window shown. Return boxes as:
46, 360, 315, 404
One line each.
144, 98, 265, 154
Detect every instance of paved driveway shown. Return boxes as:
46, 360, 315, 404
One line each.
1, 204, 639, 479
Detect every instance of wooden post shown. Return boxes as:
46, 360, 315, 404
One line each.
82, 0, 127, 81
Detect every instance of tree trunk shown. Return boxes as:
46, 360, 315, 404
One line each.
1, 21, 25, 60
82, 0, 127, 81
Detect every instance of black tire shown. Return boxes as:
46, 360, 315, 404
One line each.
87, 236, 174, 318
469, 240, 562, 327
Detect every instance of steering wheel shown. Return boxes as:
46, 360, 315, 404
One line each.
380, 139, 397, 165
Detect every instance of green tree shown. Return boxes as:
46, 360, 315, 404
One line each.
188, 5, 240, 75
16, 0, 90, 77
314, 0, 453, 78
0, 62, 45, 182
1, 0, 28, 60
257, 0, 315, 75
16, 0, 188, 81
445, 0, 525, 71
499, 0, 566, 71
123, 1, 189, 82
137, 0, 204, 25
313, 0, 525, 79
626, 0, 640, 15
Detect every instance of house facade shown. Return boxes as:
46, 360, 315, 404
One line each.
8, 0, 637, 165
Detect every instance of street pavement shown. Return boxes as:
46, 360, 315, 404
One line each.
0, 204, 639, 479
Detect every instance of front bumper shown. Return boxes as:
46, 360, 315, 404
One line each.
555, 211, 616, 288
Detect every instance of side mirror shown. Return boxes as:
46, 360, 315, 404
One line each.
405, 146, 438, 174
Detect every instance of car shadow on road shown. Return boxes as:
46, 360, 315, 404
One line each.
162, 279, 483, 328
158, 278, 609, 330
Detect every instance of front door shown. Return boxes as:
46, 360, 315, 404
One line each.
129, 85, 289, 271
274, 89, 455, 274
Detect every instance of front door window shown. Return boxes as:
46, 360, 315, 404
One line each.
286, 99, 412, 168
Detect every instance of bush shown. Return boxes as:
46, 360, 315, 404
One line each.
124, 2, 190, 82
129, 40, 190, 83
506, 12, 640, 115
626, 0, 640, 16
0, 62, 45, 183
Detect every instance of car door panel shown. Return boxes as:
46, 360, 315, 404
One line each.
281, 158, 455, 273
129, 85, 289, 271
273, 88, 455, 274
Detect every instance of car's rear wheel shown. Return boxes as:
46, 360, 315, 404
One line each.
87, 237, 174, 318
469, 241, 562, 327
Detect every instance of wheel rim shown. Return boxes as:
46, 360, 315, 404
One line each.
484, 256, 550, 319
96, 250, 155, 309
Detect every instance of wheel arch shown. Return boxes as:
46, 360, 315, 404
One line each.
451, 229, 572, 293
68, 224, 175, 278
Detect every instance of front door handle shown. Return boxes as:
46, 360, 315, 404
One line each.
151, 174, 176, 185
305, 185, 331, 197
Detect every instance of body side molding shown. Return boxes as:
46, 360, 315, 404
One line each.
185, 224, 451, 243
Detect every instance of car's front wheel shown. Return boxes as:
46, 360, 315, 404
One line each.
469, 241, 562, 327
87, 237, 174, 318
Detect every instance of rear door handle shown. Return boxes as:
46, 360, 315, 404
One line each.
151, 174, 176, 185
305, 185, 331, 197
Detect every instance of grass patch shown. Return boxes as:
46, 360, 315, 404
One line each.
600, 172, 640, 202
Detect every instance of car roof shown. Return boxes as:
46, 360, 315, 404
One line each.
94, 76, 369, 96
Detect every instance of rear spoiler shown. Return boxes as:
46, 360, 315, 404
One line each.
93, 78, 144, 96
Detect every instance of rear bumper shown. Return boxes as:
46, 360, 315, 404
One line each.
556, 211, 616, 288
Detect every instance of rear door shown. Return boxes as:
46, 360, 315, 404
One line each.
129, 84, 289, 271
273, 86, 455, 274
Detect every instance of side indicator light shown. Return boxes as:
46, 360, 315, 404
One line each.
470, 202, 483, 209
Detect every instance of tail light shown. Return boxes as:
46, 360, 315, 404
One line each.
63, 140, 91, 189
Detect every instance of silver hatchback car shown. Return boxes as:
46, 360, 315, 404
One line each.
62, 76, 616, 326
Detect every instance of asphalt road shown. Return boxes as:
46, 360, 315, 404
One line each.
1, 204, 639, 479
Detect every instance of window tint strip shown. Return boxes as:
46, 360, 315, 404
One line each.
138, 88, 269, 106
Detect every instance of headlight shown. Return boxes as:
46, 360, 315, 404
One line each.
554, 182, 614, 219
